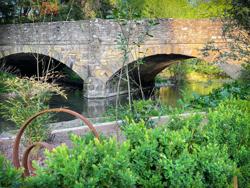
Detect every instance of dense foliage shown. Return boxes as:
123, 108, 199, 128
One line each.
0, 74, 65, 144
127, 0, 229, 18
0, 154, 23, 187
123, 119, 236, 187
188, 81, 250, 109
0, 0, 231, 24
25, 135, 135, 188
202, 0, 250, 82
104, 99, 170, 127
0, 0, 116, 24
205, 99, 250, 187
1, 99, 249, 187
186, 59, 226, 77
155, 58, 227, 85
39, 99, 249, 187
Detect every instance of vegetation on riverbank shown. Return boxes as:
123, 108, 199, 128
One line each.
0, 71, 66, 144
0, 155, 23, 187
103, 100, 172, 127
101, 78, 249, 123
155, 58, 228, 85
0, 0, 249, 187
128, 0, 229, 19
1, 98, 249, 187
186, 81, 250, 109
0, 72, 14, 95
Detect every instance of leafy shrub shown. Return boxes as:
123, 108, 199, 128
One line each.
128, 0, 229, 19
105, 100, 168, 127
186, 58, 226, 77
188, 81, 250, 109
164, 98, 250, 187
206, 99, 250, 187
0, 77, 65, 144
26, 113, 238, 187
123, 119, 236, 187
1, 99, 248, 187
26, 135, 136, 188
0, 65, 19, 94
0, 154, 23, 188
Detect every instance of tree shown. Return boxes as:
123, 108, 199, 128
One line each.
127, 0, 229, 18
0, 0, 16, 23
224, 0, 250, 81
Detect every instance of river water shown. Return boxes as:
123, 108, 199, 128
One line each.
0, 79, 227, 133
49, 79, 227, 120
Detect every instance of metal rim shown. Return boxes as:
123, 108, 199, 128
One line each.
22, 142, 53, 176
12, 108, 99, 176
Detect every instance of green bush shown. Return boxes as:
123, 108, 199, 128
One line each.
206, 99, 250, 187
105, 100, 169, 127
27, 98, 248, 187
185, 58, 226, 76
0, 154, 23, 188
0, 77, 65, 144
26, 135, 136, 188
123, 118, 236, 187
128, 0, 229, 19
188, 81, 250, 109
171, 99, 250, 187
1, 99, 248, 187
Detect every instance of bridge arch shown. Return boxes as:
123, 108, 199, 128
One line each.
0, 48, 88, 81
0, 52, 84, 88
105, 51, 228, 97
103, 44, 216, 79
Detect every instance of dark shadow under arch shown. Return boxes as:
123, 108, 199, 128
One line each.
106, 54, 194, 94
0, 52, 84, 88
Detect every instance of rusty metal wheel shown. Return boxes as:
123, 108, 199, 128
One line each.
22, 142, 53, 176
12, 108, 99, 176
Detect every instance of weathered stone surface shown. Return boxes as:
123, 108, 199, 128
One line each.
0, 19, 243, 98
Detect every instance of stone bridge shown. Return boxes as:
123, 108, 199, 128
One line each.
0, 19, 242, 98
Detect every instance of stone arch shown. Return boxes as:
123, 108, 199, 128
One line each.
104, 46, 239, 98
101, 42, 241, 95
0, 52, 84, 88
0, 48, 88, 81
105, 53, 195, 96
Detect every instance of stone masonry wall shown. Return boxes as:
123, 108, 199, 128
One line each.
0, 19, 243, 98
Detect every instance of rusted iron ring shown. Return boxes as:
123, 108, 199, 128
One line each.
12, 108, 99, 176
22, 142, 53, 176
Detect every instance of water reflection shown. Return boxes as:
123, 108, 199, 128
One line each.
50, 79, 228, 120
158, 80, 227, 106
